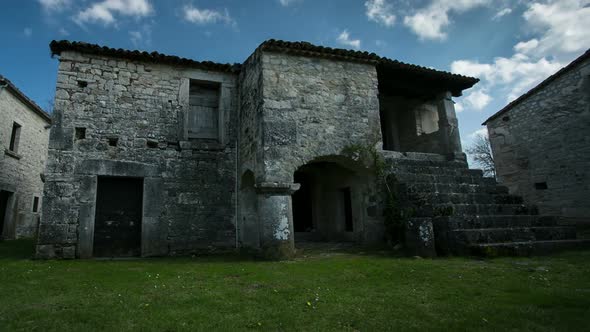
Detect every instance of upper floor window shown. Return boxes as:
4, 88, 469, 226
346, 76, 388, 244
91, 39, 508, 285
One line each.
9, 122, 21, 153
188, 80, 221, 140
32, 196, 39, 213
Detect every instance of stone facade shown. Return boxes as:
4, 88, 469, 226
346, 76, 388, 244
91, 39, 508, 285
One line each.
485, 50, 590, 223
0, 75, 51, 239
38, 40, 479, 259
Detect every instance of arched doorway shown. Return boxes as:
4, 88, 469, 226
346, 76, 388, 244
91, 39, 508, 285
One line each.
292, 160, 362, 243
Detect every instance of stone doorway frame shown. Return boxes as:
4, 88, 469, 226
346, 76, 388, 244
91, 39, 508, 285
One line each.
74, 160, 164, 258
0, 183, 17, 239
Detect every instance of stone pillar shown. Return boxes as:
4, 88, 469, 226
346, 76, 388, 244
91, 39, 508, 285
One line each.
255, 182, 300, 260
437, 91, 465, 162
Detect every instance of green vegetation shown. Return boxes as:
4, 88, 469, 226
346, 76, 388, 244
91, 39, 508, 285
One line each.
1, 240, 589, 331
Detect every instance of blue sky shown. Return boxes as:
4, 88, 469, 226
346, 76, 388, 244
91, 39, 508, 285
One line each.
1, 0, 588, 147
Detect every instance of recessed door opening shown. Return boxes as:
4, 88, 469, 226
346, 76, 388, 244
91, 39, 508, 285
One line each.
93, 177, 143, 257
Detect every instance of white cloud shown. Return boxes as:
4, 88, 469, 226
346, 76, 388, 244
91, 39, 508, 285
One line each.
463, 89, 492, 111
38, 0, 71, 12
74, 0, 153, 26
58, 27, 70, 36
513, 39, 539, 54
520, 0, 590, 58
23, 27, 33, 37
451, 54, 563, 102
492, 7, 512, 20
403, 0, 489, 41
454, 101, 464, 113
337, 30, 361, 49
278, 0, 301, 6
129, 24, 152, 49
365, 0, 396, 27
469, 127, 489, 138
183, 5, 235, 25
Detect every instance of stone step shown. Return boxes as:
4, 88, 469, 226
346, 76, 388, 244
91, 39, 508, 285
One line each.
394, 172, 489, 185
389, 166, 480, 177
406, 182, 509, 195
425, 203, 538, 216
449, 226, 577, 245
469, 239, 590, 257
434, 215, 559, 230
408, 192, 524, 205
384, 158, 467, 169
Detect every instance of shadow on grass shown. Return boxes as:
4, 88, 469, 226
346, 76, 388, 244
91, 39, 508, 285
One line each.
0, 238, 37, 260
0, 239, 404, 264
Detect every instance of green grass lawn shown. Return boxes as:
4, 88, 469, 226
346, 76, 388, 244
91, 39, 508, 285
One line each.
0, 240, 589, 331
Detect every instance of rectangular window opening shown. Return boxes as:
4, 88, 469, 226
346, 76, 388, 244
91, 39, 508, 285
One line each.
9, 122, 22, 153
108, 137, 118, 147
32, 196, 39, 213
75, 127, 86, 140
188, 80, 221, 140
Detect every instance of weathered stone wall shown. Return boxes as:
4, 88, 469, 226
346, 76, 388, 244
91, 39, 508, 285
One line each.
260, 52, 382, 181
237, 51, 265, 249
487, 57, 590, 222
0, 87, 50, 238
38, 50, 238, 258
258, 52, 384, 246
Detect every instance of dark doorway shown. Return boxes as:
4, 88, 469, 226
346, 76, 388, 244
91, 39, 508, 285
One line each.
94, 177, 143, 257
293, 161, 359, 243
293, 171, 314, 232
341, 187, 353, 232
0, 191, 12, 237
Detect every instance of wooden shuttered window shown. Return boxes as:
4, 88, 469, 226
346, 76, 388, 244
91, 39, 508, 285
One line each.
188, 81, 220, 140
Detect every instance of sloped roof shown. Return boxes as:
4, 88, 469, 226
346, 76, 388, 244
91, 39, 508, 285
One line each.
259, 39, 479, 92
0, 75, 51, 123
483, 48, 590, 125
49, 40, 241, 73
49, 39, 478, 94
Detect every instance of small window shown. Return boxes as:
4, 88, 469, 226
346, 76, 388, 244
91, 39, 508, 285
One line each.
188, 80, 220, 140
534, 182, 548, 190
9, 122, 21, 153
32, 196, 39, 213
75, 127, 86, 140
108, 137, 118, 147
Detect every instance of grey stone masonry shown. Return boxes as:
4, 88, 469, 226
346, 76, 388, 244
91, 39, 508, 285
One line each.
38, 39, 480, 259
486, 52, 590, 224
0, 76, 51, 239
38, 50, 238, 258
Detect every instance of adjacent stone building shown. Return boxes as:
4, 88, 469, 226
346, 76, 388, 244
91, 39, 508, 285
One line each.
0, 75, 51, 239
39, 39, 588, 259
484, 49, 590, 224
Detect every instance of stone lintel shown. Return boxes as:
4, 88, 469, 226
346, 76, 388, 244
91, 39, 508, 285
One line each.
255, 182, 300, 195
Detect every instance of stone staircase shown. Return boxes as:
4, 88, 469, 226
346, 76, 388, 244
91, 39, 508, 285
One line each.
381, 151, 590, 257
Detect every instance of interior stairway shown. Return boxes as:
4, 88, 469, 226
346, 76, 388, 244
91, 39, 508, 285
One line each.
381, 151, 590, 257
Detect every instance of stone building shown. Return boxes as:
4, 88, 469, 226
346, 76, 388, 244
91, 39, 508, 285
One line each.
484, 49, 590, 224
38, 40, 589, 259
0, 75, 51, 239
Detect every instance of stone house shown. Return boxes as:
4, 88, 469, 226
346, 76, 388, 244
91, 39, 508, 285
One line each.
37, 40, 589, 259
484, 49, 590, 225
0, 75, 51, 239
